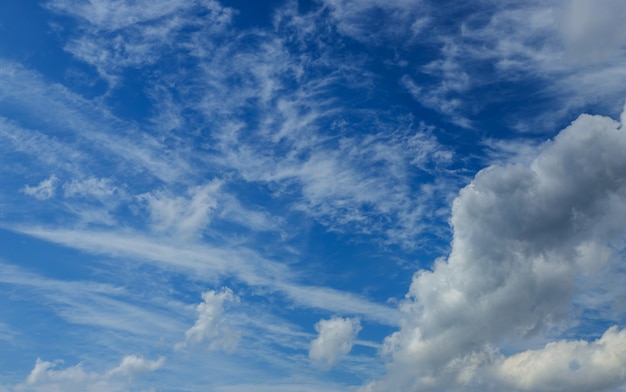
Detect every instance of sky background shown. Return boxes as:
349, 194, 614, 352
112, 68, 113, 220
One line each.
1, 0, 626, 391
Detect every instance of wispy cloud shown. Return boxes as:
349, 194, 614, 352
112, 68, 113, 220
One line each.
3, 0, 625, 390
0, 262, 185, 337
21, 175, 58, 200
398, 0, 626, 130
10, 226, 400, 325
176, 287, 241, 352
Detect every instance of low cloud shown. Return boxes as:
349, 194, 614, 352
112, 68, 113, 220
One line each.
177, 288, 240, 352
309, 317, 361, 367
365, 106, 626, 391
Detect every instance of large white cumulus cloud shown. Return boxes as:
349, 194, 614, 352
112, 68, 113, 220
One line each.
364, 108, 626, 391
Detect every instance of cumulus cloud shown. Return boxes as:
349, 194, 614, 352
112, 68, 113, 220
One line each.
309, 317, 361, 367
177, 288, 240, 352
365, 107, 626, 391
21, 175, 58, 200
495, 326, 626, 392
18, 355, 164, 392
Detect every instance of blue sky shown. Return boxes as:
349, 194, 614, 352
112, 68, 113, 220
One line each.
1, 0, 626, 391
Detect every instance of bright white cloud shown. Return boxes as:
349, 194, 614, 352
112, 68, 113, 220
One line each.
21, 175, 58, 200
3, 1, 626, 390
365, 107, 626, 390
178, 288, 240, 352
309, 317, 361, 367
139, 181, 221, 239
495, 326, 626, 392
18, 355, 164, 392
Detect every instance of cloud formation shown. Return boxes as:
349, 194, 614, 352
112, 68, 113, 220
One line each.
139, 181, 222, 239
17, 355, 164, 392
178, 288, 240, 352
2, 0, 626, 390
309, 317, 361, 367
365, 107, 626, 390
21, 175, 58, 200
495, 326, 626, 392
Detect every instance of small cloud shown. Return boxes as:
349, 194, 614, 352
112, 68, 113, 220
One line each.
22, 355, 164, 391
309, 316, 361, 367
106, 355, 166, 377
21, 175, 58, 200
63, 177, 119, 200
176, 288, 240, 352
138, 180, 222, 239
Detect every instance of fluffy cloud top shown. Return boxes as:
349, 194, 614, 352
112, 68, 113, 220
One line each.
309, 317, 361, 367
178, 287, 240, 352
496, 326, 626, 392
366, 108, 626, 391
19, 355, 164, 392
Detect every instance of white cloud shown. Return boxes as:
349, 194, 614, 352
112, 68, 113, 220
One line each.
2, 3, 457, 248
400, 74, 471, 128
178, 288, 240, 352
12, 226, 401, 325
365, 107, 626, 390
495, 326, 626, 392
0, 262, 185, 337
351, 1, 626, 129
0, 61, 190, 183
21, 175, 58, 200
309, 317, 361, 367
17, 355, 164, 392
63, 177, 119, 200
46, 0, 234, 85
0, 322, 17, 343
320, 0, 427, 43
139, 181, 221, 239
0, 117, 87, 176
106, 355, 166, 377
